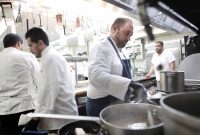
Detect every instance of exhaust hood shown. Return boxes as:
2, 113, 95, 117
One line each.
103, 0, 191, 34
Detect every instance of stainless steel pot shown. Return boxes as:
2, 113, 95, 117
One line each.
160, 71, 184, 93
100, 103, 163, 135
160, 92, 200, 135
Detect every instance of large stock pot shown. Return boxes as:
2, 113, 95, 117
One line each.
160, 92, 200, 135
160, 71, 185, 93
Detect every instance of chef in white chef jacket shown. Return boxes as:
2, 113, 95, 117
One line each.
25, 27, 78, 131
86, 17, 147, 116
0, 33, 40, 135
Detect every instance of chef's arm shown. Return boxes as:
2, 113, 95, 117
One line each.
89, 65, 131, 100
146, 65, 154, 79
34, 60, 59, 114
169, 61, 175, 71
88, 45, 131, 100
30, 55, 40, 87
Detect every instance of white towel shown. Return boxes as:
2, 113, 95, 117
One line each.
18, 114, 32, 126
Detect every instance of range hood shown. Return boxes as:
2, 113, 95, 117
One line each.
103, 0, 191, 34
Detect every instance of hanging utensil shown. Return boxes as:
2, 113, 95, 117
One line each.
46, 12, 48, 30
26, 19, 29, 31
32, 13, 35, 25
38, 14, 42, 27
16, 4, 22, 23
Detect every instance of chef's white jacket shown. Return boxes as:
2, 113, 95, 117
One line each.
35, 46, 78, 130
87, 37, 131, 101
151, 50, 175, 81
0, 47, 40, 115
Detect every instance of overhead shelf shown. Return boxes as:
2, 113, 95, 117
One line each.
65, 56, 87, 62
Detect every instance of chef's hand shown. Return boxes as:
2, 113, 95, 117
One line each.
23, 118, 39, 131
146, 74, 151, 79
125, 81, 147, 103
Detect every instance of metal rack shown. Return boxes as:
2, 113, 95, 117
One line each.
65, 56, 88, 86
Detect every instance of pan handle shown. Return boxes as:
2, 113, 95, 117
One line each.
27, 113, 100, 122
99, 123, 109, 135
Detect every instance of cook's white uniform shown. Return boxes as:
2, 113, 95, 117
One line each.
151, 50, 175, 81
87, 37, 131, 101
0, 47, 39, 115
35, 46, 78, 130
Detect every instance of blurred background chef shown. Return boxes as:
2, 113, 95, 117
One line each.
146, 41, 175, 89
